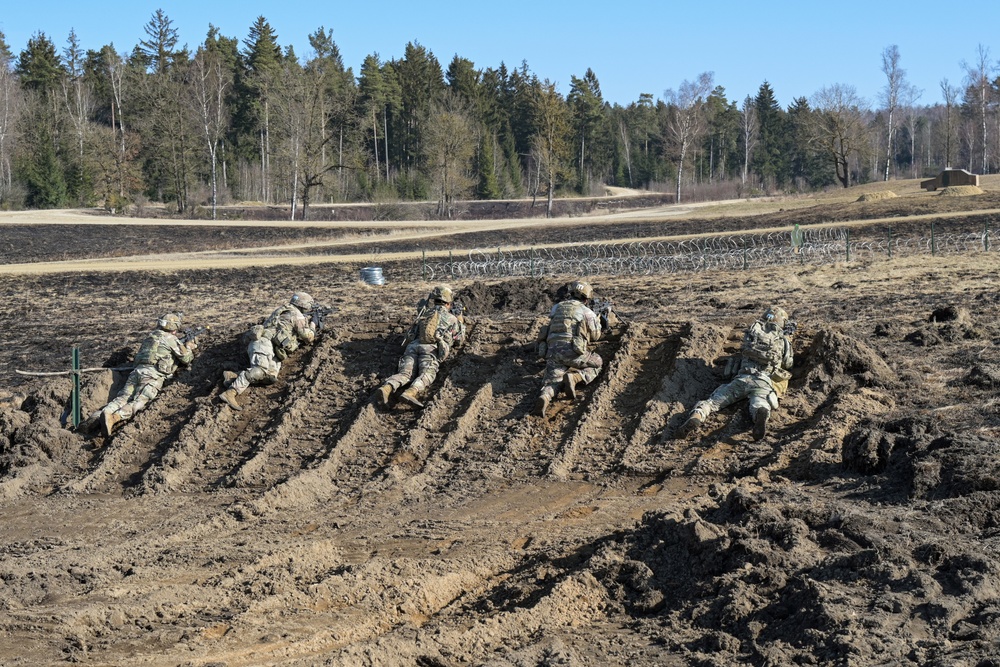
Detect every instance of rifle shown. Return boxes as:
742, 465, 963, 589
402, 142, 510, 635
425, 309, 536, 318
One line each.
591, 297, 622, 329
180, 325, 209, 346
783, 321, 798, 337
311, 305, 337, 331
401, 303, 428, 347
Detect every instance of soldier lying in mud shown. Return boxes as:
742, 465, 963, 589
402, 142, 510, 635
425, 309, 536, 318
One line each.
677, 306, 795, 441
375, 284, 466, 409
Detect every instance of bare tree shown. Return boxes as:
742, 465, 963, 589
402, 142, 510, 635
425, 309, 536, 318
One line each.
899, 83, 923, 177
0, 43, 21, 202
940, 78, 958, 167
424, 92, 476, 219
529, 79, 570, 218
663, 72, 713, 203
61, 30, 91, 160
810, 84, 869, 188
189, 47, 231, 220
739, 95, 757, 188
962, 44, 993, 173
879, 45, 904, 181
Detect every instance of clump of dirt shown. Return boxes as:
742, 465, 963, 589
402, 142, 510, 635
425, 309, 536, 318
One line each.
905, 306, 986, 346
964, 363, 1000, 388
939, 185, 985, 196
857, 191, 897, 202
843, 412, 1000, 503
456, 278, 558, 315
800, 327, 896, 390
590, 483, 1000, 666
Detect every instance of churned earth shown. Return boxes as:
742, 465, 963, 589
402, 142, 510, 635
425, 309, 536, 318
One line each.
1, 181, 1000, 666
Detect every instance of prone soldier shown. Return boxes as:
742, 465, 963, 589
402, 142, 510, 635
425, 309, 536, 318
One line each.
375, 284, 466, 408
677, 306, 795, 441
83, 313, 199, 436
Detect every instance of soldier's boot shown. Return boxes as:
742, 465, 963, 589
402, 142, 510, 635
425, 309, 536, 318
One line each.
533, 393, 550, 417
101, 411, 121, 438
219, 388, 242, 411
77, 410, 101, 433
562, 371, 583, 400
676, 414, 704, 439
400, 387, 425, 409
752, 408, 769, 441
375, 383, 393, 406
222, 370, 238, 386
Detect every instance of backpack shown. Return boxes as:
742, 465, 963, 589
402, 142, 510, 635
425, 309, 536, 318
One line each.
741, 321, 784, 369
416, 307, 443, 344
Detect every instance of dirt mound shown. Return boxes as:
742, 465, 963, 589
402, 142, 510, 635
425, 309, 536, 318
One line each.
800, 327, 896, 390
857, 190, 897, 202
456, 278, 558, 315
905, 306, 986, 346
939, 185, 985, 196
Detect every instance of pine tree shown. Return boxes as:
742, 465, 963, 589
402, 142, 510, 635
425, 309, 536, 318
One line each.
751, 81, 789, 190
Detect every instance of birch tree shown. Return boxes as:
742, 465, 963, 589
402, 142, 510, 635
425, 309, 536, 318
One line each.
879, 45, 904, 181
739, 95, 757, 187
0, 31, 21, 203
962, 44, 993, 174
663, 71, 713, 202
190, 45, 231, 219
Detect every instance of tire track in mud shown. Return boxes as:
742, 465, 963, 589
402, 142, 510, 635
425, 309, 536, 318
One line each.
133, 338, 328, 494
60, 361, 220, 495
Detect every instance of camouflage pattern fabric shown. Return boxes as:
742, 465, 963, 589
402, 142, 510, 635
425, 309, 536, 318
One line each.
690, 319, 793, 422
386, 305, 465, 393
103, 329, 194, 422
232, 336, 281, 395
264, 304, 315, 357
536, 300, 604, 400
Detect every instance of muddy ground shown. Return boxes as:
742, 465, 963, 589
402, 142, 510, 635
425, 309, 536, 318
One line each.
2, 188, 1000, 666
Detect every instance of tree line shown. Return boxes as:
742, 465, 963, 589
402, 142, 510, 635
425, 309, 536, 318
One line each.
0, 12, 997, 219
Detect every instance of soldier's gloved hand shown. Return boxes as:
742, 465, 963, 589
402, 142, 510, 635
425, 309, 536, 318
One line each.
187, 340, 198, 351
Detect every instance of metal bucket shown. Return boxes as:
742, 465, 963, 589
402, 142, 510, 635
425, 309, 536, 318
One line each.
360, 267, 385, 286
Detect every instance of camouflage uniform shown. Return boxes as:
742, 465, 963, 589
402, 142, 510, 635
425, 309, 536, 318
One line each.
98, 316, 195, 434
230, 325, 280, 395
534, 284, 604, 416
680, 307, 793, 441
262, 300, 315, 360
219, 293, 316, 411
385, 299, 465, 400
379, 286, 466, 408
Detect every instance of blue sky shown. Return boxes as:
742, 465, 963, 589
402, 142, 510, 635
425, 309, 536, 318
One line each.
1, 0, 996, 108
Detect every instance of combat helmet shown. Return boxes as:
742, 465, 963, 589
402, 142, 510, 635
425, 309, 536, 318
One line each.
565, 281, 594, 302
290, 291, 315, 313
157, 313, 182, 332
429, 284, 454, 304
763, 306, 788, 330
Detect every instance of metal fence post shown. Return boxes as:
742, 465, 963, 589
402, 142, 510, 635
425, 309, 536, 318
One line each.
422, 249, 426, 281
846, 228, 851, 262
742, 238, 748, 270
530, 247, 535, 277
71, 346, 82, 428
985, 220, 991, 252
888, 227, 892, 259
931, 223, 936, 256
449, 249, 454, 279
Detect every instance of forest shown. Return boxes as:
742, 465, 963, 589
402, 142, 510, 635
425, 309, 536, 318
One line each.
0, 10, 995, 218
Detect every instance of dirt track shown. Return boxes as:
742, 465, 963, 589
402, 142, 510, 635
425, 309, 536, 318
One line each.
2, 184, 1000, 666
